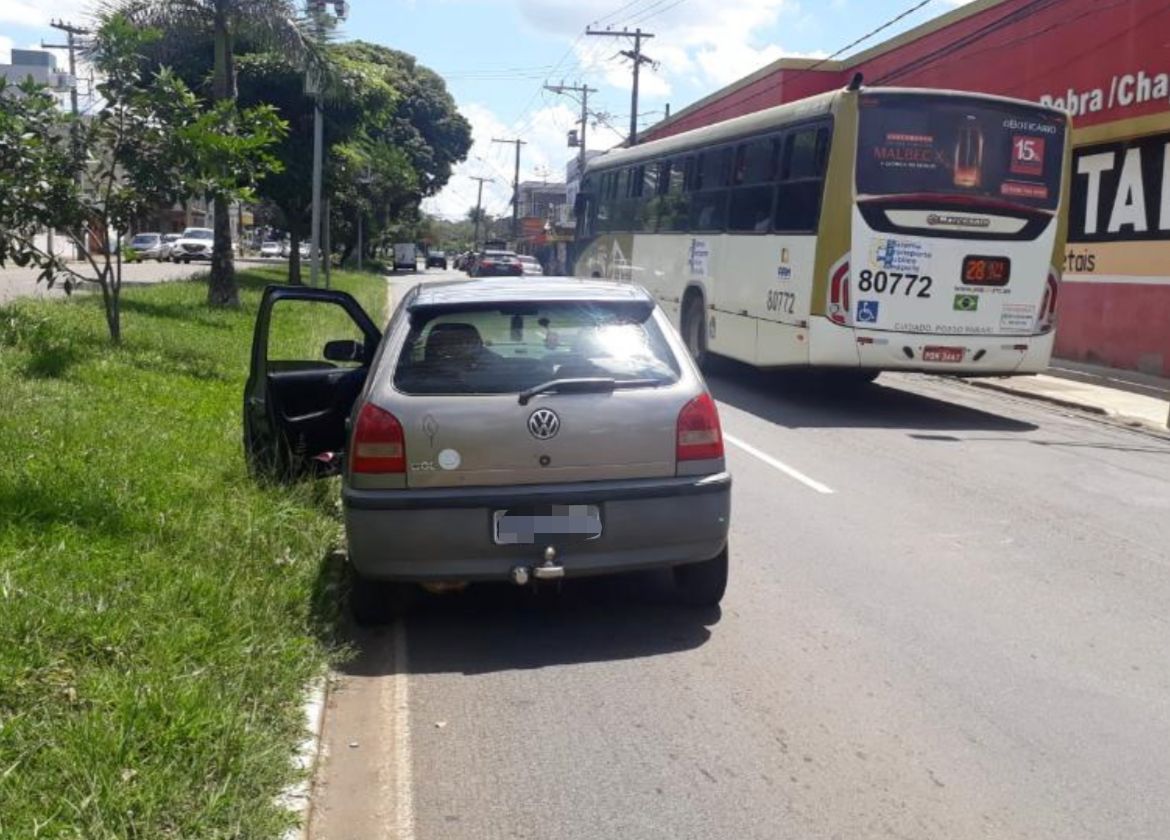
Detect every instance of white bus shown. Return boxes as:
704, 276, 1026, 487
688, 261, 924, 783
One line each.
573, 85, 1072, 379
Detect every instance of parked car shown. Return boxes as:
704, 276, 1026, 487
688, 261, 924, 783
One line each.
518, 255, 544, 276
467, 249, 523, 277
261, 240, 284, 258
172, 227, 214, 263
426, 250, 448, 270
125, 232, 164, 262
243, 277, 731, 623
158, 233, 182, 261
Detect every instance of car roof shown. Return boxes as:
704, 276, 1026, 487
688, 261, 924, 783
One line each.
409, 276, 653, 310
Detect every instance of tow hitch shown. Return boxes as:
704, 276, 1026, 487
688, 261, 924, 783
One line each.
510, 546, 565, 587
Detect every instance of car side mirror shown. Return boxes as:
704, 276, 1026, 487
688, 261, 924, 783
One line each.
323, 339, 364, 362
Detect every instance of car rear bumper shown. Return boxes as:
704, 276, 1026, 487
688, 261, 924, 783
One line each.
343, 472, 731, 581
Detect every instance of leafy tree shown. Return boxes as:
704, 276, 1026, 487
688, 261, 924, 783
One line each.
115, 0, 313, 306
0, 15, 284, 341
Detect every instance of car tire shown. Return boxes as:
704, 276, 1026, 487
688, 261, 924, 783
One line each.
349, 566, 416, 626
682, 293, 710, 370
674, 547, 728, 607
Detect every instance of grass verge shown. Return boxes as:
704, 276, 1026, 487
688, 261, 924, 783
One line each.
0, 268, 386, 838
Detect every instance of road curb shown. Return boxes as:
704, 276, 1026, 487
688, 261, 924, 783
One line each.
966, 379, 1111, 416
279, 677, 330, 840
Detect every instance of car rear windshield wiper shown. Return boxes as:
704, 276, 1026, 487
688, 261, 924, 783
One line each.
517, 377, 666, 405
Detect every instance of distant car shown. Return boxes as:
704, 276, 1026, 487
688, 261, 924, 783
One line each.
426, 250, 448, 270
126, 232, 164, 262
517, 255, 544, 276
261, 241, 283, 258
159, 233, 182, 261
467, 249, 523, 277
172, 227, 214, 263
300, 242, 311, 259
243, 277, 731, 624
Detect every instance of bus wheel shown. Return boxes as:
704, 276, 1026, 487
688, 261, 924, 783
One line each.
683, 294, 709, 369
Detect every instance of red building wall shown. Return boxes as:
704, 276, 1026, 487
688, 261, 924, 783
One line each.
644, 0, 1170, 375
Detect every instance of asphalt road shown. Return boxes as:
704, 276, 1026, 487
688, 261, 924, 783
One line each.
310, 269, 1170, 840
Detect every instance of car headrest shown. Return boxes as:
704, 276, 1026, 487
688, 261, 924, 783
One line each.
424, 322, 484, 362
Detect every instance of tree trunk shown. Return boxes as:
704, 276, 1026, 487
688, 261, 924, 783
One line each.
208, 193, 238, 306
288, 230, 303, 285
207, 3, 238, 307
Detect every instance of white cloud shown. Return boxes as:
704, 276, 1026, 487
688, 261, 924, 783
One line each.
0, 0, 94, 28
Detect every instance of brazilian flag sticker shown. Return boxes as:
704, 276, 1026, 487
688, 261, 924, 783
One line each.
953, 294, 979, 312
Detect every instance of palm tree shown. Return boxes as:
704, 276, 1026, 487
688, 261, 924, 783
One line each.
114, 0, 314, 306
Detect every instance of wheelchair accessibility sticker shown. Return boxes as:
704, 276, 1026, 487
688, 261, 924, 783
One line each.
857, 300, 880, 324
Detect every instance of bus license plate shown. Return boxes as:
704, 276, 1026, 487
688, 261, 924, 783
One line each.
923, 346, 965, 363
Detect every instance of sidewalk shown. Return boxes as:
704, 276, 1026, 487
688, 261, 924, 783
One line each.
968, 367, 1170, 431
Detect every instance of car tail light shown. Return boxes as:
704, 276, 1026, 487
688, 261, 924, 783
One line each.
350, 403, 405, 474
1038, 268, 1059, 332
677, 393, 723, 461
828, 259, 851, 326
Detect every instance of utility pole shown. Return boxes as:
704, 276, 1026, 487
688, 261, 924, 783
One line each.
469, 176, 492, 249
491, 138, 526, 245
305, 0, 347, 287
44, 20, 88, 119
585, 26, 655, 145
544, 83, 597, 172
45, 20, 90, 260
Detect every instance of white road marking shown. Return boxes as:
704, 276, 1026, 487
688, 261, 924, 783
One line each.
724, 433, 835, 495
393, 620, 415, 840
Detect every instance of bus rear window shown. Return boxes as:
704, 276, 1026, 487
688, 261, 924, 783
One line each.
856, 94, 1066, 210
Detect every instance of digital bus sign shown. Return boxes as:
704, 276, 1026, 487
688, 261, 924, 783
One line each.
962, 255, 1011, 286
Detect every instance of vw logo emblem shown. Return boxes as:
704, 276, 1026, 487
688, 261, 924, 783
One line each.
527, 408, 560, 440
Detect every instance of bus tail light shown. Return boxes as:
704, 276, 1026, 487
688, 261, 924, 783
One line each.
1038, 268, 1060, 332
350, 403, 405, 474
677, 393, 724, 462
828, 259, 851, 326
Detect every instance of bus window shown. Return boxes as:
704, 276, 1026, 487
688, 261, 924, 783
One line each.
734, 136, 780, 185
633, 164, 658, 232
689, 146, 731, 231
773, 181, 823, 232
781, 126, 828, 181
658, 160, 689, 232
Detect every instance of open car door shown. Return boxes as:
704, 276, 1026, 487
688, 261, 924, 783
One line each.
244, 285, 382, 481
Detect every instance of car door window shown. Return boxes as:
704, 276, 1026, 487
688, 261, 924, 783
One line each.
267, 299, 369, 371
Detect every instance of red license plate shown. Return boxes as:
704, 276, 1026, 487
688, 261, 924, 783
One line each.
923, 346, 965, 363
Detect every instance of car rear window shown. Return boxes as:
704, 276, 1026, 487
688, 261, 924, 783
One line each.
394, 302, 680, 395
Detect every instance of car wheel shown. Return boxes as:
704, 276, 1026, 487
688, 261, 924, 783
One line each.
348, 565, 416, 626
682, 293, 710, 370
673, 547, 728, 607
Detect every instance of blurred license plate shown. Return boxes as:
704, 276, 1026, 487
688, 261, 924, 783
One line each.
923, 346, 965, 363
493, 505, 602, 545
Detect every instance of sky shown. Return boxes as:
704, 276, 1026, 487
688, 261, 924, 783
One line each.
2, 0, 972, 221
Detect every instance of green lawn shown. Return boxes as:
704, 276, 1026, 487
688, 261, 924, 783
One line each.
0, 269, 386, 838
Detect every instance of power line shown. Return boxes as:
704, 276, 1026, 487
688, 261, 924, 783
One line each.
805, 0, 936, 72
630, 0, 689, 26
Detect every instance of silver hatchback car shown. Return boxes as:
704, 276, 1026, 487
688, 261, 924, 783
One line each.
244, 278, 731, 622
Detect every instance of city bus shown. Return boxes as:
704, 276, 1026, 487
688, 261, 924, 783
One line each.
572, 85, 1072, 378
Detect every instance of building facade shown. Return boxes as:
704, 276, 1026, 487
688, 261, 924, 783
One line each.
643, 0, 1170, 376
